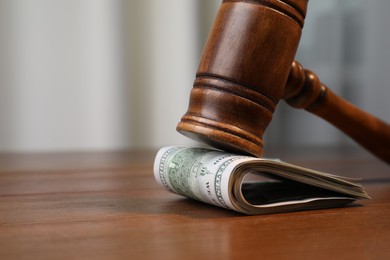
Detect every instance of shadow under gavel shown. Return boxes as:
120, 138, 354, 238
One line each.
176, 0, 390, 163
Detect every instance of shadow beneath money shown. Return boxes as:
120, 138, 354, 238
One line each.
139, 196, 364, 219
90, 190, 364, 220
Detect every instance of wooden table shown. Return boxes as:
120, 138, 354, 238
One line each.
0, 147, 389, 259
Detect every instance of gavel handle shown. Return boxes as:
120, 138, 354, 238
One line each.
284, 61, 390, 163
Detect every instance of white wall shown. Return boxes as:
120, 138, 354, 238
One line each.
0, 0, 128, 152
125, 0, 221, 149
125, 0, 199, 149
361, 0, 390, 121
0, 0, 220, 152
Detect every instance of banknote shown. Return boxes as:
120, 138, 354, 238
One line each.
154, 146, 369, 215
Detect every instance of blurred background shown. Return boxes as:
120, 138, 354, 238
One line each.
0, 0, 389, 153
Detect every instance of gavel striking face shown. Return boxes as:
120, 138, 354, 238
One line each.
177, 0, 390, 163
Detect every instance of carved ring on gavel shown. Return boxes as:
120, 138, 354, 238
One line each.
176, 0, 390, 163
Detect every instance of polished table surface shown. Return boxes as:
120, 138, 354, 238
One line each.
0, 146, 389, 259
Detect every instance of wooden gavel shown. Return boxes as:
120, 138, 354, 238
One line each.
177, 0, 390, 163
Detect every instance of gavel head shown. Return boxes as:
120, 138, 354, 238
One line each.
177, 0, 308, 157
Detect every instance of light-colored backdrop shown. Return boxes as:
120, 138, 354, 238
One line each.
0, 0, 389, 152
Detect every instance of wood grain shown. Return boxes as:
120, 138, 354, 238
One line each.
0, 148, 389, 259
